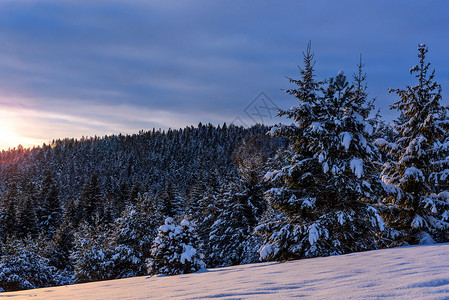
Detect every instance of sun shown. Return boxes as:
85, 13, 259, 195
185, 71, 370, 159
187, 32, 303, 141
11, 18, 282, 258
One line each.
0, 119, 19, 149
0, 107, 47, 151
0, 118, 36, 150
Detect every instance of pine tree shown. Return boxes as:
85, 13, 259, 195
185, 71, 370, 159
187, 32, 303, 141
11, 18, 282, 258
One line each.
37, 171, 62, 236
63, 197, 82, 227
375, 44, 449, 244
46, 220, 74, 271
258, 44, 385, 261
232, 134, 271, 185
0, 188, 17, 244
110, 193, 163, 277
0, 236, 69, 292
207, 183, 254, 267
78, 173, 103, 224
147, 217, 204, 275
14, 192, 38, 239
71, 222, 116, 283
157, 180, 177, 217
127, 179, 142, 206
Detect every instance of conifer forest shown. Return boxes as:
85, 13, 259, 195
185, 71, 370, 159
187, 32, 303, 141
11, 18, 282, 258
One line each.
0, 44, 448, 292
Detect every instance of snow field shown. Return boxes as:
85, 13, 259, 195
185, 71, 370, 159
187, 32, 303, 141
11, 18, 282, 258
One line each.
5, 243, 449, 299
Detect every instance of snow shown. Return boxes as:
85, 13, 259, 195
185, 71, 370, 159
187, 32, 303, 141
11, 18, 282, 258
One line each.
439, 191, 449, 200
364, 123, 374, 136
300, 197, 316, 209
350, 158, 364, 178
310, 122, 324, 132
268, 126, 279, 135
375, 138, 387, 148
318, 152, 325, 163
258, 244, 275, 260
287, 194, 297, 204
180, 244, 196, 264
358, 134, 367, 148
331, 165, 340, 175
402, 167, 424, 182
442, 211, 449, 221
6, 243, 449, 299
374, 138, 399, 151
159, 224, 173, 233
337, 211, 346, 225
367, 206, 385, 231
180, 219, 190, 227
340, 132, 352, 151
264, 170, 280, 181
411, 215, 425, 229
418, 232, 436, 245
308, 223, 320, 245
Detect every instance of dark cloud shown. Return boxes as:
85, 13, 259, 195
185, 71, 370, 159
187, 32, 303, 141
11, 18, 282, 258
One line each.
0, 0, 448, 148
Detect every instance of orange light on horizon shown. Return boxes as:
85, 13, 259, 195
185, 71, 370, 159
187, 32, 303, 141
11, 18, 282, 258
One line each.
0, 116, 43, 151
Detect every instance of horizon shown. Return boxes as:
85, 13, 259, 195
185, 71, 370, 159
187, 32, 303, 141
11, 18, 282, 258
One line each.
1, 1, 449, 151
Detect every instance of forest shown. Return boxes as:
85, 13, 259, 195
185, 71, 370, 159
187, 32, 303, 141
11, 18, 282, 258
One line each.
0, 44, 448, 292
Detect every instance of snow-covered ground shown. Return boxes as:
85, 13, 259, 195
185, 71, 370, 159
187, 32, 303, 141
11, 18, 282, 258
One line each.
4, 243, 449, 299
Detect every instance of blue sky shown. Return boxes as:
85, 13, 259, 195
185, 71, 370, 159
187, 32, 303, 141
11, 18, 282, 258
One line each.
0, 0, 448, 149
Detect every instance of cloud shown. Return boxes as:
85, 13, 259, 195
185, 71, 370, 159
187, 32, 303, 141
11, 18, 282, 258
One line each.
0, 93, 248, 149
0, 0, 448, 150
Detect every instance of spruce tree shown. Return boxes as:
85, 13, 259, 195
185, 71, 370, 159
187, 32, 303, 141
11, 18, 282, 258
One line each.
147, 217, 204, 275
71, 222, 116, 283
375, 44, 449, 244
46, 219, 74, 271
206, 181, 254, 267
0, 236, 69, 292
232, 134, 272, 185
37, 171, 62, 236
110, 193, 163, 277
14, 193, 38, 239
0, 187, 17, 243
157, 180, 182, 217
78, 173, 103, 224
258, 44, 385, 260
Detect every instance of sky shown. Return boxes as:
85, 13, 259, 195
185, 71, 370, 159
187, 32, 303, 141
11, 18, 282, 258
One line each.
0, 0, 448, 150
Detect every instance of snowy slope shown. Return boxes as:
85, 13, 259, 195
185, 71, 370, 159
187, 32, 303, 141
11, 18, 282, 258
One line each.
4, 243, 449, 299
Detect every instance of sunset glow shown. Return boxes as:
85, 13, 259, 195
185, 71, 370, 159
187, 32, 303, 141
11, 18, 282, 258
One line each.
0, 118, 18, 148
0, 1, 448, 152
0, 112, 42, 150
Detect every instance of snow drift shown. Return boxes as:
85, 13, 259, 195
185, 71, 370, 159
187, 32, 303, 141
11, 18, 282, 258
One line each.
4, 243, 449, 299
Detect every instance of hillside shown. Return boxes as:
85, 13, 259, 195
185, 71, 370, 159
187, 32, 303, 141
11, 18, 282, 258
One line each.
4, 243, 449, 299
0, 43, 448, 295
0, 124, 283, 290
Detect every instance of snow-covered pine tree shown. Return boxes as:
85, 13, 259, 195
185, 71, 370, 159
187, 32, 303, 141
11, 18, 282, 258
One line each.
37, 171, 62, 237
110, 192, 163, 277
0, 187, 18, 244
232, 134, 272, 185
0, 236, 69, 292
157, 180, 184, 218
257, 44, 385, 261
71, 222, 116, 283
46, 219, 74, 271
147, 217, 204, 275
14, 192, 38, 239
191, 186, 219, 261
375, 44, 449, 244
206, 181, 253, 267
78, 173, 103, 225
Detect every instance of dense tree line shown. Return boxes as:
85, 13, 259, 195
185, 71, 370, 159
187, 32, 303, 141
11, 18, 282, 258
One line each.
0, 44, 448, 292
0, 123, 282, 291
